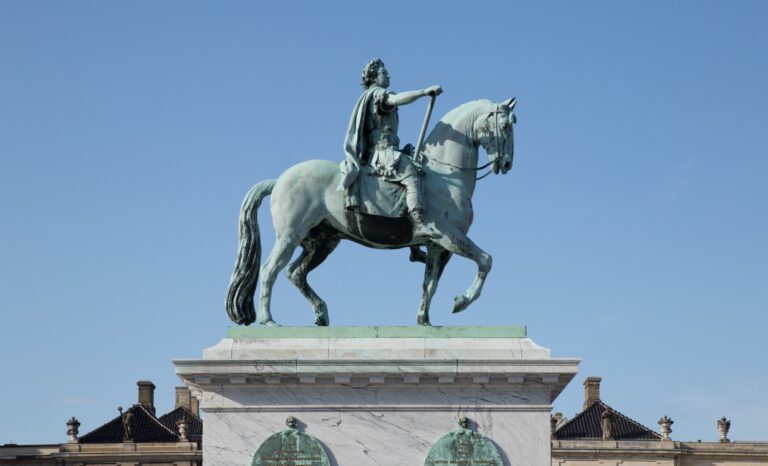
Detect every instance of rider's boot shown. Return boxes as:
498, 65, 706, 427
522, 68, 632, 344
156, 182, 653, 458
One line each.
411, 209, 442, 240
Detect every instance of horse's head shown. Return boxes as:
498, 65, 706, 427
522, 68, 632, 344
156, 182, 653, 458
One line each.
475, 97, 517, 175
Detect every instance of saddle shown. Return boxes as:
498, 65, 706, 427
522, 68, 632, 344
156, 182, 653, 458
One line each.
345, 209, 413, 246
356, 173, 408, 217
354, 143, 415, 218
344, 172, 411, 246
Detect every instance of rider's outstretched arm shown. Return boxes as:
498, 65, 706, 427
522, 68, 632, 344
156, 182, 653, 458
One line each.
386, 85, 442, 107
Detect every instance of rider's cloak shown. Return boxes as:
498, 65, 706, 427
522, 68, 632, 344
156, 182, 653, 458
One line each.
339, 86, 381, 208
341, 86, 379, 188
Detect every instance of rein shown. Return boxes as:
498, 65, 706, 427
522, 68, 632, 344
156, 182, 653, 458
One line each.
425, 157, 494, 181
426, 157, 494, 172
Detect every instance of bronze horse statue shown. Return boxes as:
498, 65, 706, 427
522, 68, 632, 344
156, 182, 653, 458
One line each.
226, 98, 517, 326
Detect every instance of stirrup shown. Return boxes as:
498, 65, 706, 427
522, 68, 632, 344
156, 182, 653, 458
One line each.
413, 222, 442, 240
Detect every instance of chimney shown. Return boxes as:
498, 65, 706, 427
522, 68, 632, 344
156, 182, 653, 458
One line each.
137, 380, 156, 415
583, 376, 601, 410
175, 386, 200, 417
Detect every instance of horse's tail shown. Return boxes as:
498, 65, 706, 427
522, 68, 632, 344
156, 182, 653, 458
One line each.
225, 179, 277, 325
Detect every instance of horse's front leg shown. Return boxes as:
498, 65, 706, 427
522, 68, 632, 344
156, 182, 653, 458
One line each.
433, 230, 492, 314
417, 245, 452, 325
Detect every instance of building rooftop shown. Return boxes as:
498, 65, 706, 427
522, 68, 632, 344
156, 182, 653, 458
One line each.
554, 399, 661, 440
158, 406, 203, 443
77, 381, 202, 445
79, 404, 179, 444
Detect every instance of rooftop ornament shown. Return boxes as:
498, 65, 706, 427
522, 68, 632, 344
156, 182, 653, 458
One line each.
177, 417, 189, 442
601, 409, 613, 440
66, 417, 80, 444
717, 417, 731, 443
118, 406, 135, 442
658, 416, 673, 441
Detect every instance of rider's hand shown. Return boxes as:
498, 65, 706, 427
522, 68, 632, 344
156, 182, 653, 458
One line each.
425, 85, 443, 97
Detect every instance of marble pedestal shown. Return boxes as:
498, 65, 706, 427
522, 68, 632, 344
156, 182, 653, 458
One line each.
174, 326, 579, 466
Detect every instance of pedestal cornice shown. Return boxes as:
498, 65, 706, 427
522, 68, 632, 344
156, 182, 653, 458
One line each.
173, 327, 579, 402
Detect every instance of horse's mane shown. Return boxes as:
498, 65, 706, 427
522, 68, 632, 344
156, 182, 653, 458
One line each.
424, 99, 494, 149
440, 99, 494, 123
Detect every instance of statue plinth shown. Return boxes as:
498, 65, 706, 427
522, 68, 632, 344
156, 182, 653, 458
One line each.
174, 326, 579, 466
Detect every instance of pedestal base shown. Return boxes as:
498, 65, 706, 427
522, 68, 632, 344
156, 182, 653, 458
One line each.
174, 326, 579, 466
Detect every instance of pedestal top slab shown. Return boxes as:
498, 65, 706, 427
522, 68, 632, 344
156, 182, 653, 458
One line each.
199, 326, 547, 362
227, 325, 527, 339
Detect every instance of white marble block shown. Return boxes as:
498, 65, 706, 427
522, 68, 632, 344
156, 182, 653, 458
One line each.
174, 326, 579, 466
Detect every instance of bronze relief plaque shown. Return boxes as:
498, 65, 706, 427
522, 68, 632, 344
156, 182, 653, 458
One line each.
424, 417, 503, 466
251, 417, 330, 466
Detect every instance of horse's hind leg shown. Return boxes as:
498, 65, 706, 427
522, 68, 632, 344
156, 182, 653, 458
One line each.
286, 237, 340, 326
417, 245, 453, 326
257, 234, 302, 326
409, 246, 428, 263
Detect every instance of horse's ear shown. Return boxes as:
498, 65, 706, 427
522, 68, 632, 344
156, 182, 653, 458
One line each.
501, 97, 517, 110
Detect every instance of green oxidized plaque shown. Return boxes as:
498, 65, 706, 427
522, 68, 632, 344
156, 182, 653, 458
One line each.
252, 417, 330, 466
424, 417, 503, 466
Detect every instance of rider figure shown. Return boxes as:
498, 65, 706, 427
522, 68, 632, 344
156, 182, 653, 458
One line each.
341, 58, 442, 239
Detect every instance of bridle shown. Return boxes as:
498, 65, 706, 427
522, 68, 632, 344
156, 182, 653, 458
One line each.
424, 104, 511, 181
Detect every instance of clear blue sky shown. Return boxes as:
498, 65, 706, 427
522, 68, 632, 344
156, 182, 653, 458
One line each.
1, 0, 766, 445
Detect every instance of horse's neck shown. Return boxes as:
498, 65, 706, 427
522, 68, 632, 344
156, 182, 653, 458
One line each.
423, 103, 483, 191
426, 137, 477, 166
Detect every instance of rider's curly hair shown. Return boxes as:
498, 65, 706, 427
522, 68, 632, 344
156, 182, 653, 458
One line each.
361, 58, 385, 88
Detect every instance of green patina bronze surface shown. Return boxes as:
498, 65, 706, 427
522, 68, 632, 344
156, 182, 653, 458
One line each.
229, 325, 526, 339
224, 58, 518, 328
252, 417, 330, 466
424, 418, 504, 466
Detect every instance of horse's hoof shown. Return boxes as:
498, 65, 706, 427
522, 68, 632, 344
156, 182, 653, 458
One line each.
417, 314, 431, 326
314, 304, 329, 326
452, 295, 469, 314
261, 319, 280, 327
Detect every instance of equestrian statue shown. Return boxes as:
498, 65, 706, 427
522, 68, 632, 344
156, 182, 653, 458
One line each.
226, 58, 517, 326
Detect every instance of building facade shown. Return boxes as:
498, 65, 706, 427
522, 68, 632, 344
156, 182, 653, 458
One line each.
552, 377, 768, 466
3, 376, 767, 465
0, 381, 202, 465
